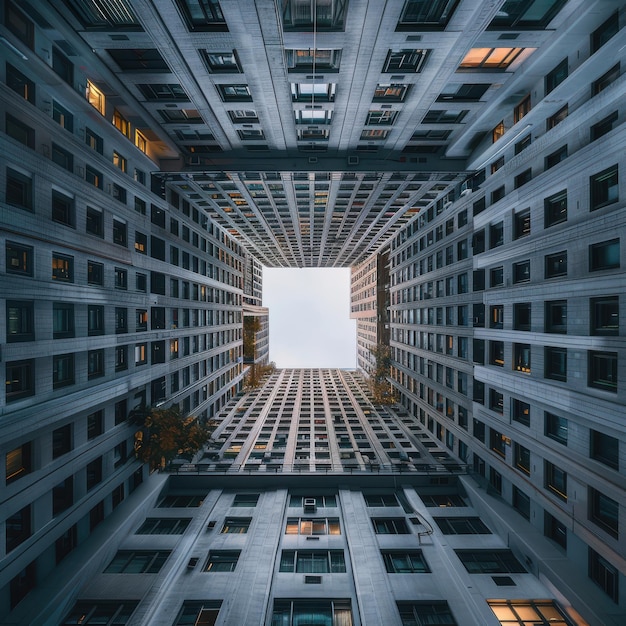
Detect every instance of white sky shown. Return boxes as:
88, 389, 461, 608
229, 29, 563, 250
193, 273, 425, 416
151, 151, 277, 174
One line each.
262, 268, 357, 369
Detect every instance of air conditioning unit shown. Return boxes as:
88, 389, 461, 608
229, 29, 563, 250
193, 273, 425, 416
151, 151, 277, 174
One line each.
303, 498, 317, 513
348, 155, 359, 165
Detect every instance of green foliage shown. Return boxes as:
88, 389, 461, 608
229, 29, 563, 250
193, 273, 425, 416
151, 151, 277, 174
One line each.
243, 361, 276, 391
134, 406, 214, 469
368, 344, 396, 405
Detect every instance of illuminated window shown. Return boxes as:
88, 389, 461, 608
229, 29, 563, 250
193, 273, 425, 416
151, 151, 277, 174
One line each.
488, 599, 573, 625
459, 48, 527, 70
113, 109, 131, 138
86, 80, 105, 115
492, 120, 505, 142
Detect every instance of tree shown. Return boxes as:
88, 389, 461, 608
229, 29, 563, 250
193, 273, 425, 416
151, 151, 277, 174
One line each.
368, 344, 396, 405
243, 361, 276, 391
134, 406, 214, 470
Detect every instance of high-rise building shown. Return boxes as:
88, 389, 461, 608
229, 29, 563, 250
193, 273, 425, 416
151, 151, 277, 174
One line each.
0, 1, 624, 624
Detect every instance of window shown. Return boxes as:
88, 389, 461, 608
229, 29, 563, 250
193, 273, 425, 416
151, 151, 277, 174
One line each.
513, 343, 531, 373
52, 47, 73, 84
286, 48, 342, 72
545, 250, 567, 278
137, 83, 189, 100
108, 47, 169, 71
371, 518, 409, 534
455, 550, 526, 574
383, 49, 429, 72
271, 600, 353, 626
591, 12, 619, 54
53, 353, 74, 388
6, 63, 35, 103
114, 267, 128, 290
420, 494, 466, 507
136, 518, 191, 535
512, 486, 530, 520
513, 260, 530, 283
6, 168, 33, 210
588, 351, 618, 392
88, 305, 104, 336
157, 494, 205, 508
205, 550, 240, 572
511, 399, 530, 426
6, 113, 35, 148
373, 83, 409, 101
279, 550, 346, 573
86, 410, 103, 440
366, 110, 398, 125
590, 430, 619, 470
232, 493, 259, 507
53, 303, 74, 338
85, 80, 106, 115
364, 494, 399, 507
173, 601, 221, 626
545, 300, 566, 334
590, 297, 618, 337
488, 0, 568, 29
295, 109, 333, 125
545, 412, 568, 445
459, 48, 526, 71
53, 477, 74, 515
282, 0, 347, 30
135, 343, 147, 365
591, 111, 618, 141
113, 219, 127, 246
423, 109, 467, 124
85, 128, 103, 154
136, 273, 147, 292
490, 266, 503, 287
5, 2, 34, 48
590, 165, 619, 210
286, 518, 340, 535
52, 424, 72, 458
397, 601, 457, 626
104, 550, 170, 574
53, 100, 73, 132
61, 601, 139, 626
543, 190, 567, 228
594, 64, 621, 99
589, 548, 619, 602
52, 253, 73, 282
590, 239, 620, 271
82, 209, 103, 241
437, 82, 489, 101
544, 512, 567, 549
488, 600, 572, 626
217, 84, 252, 101
514, 443, 530, 475
113, 151, 127, 173
512, 303, 530, 331
6, 442, 32, 484
221, 517, 251, 533
87, 261, 103, 286
490, 341, 504, 366
490, 428, 506, 456
201, 49, 242, 73
434, 517, 490, 535
6, 505, 31, 552
589, 488, 619, 538
547, 104, 568, 130
514, 94, 531, 123
545, 461, 567, 500
545, 347, 567, 381
6, 300, 34, 342
546, 58, 568, 94
382, 550, 429, 573
85, 165, 103, 189
545, 145, 568, 170
88, 349, 104, 379
115, 346, 128, 372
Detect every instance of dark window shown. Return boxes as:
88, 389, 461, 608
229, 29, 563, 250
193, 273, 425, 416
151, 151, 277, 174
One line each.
514, 134, 531, 154
136, 518, 191, 535
9, 560, 36, 608
137, 83, 189, 100
545, 57, 568, 94
513, 343, 531, 373
545, 462, 568, 500
545, 300, 567, 334
513, 210, 530, 239
511, 398, 530, 427
200, 49, 242, 73
221, 517, 252, 533
115, 345, 128, 372
51, 144, 74, 173
420, 493, 466, 507
216, 84, 252, 102
514, 444, 530, 475
591, 12, 619, 54
279, 550, 345, 573
588, 351, 618, 392
6, 300, 34, 342
591, 111, 618, 141
150, 271, 166, 295
107, 48, 169, 71
434, 517, 490, 535
53, 100, 73, 132
6, 63, 35, 103
591, 297, 618, 335
590, 165, 619, 210
514, 168, 532, 189
589, 548, 619, 602
157, 494, 205, 508
490, 341, 504, 367
545, 251, 567, 278
85, 165, 103, 189
545, 412, 568, 445
544, 512, 567, 549
85, 207, 104, 237
87, 350, 104, 379
512, 486, 530, 520
52, 47, 73, 84
590, 430, 619, 470
85, 128, 103, 154
53, 353, 74, 389
397, 601, 457, 626
104, 550, 170, 574
371, 518, 409, 534
88, 305, 104, 336
6, 168, 33, 211
113, 219, 127, 246
544, 190, 567, 227
490, 266, 503, 287
545, 145, 567, 169
381, 550, 429, 573
86, 457, 103, 490
590, 239, 620, 271
513, 303, 531, 331
52, 253, 73, 282
204, 551, 241, 572
589, 488, 619, 538
6, 113, 34, 148
384, 49, 429, 72
545, 347, 567, 381
455, 550, 525, 574
53, 477, 74, 516
6, 505, 31, 552
53, 303, 74, 338
5, 1, 34, 48
547, 104, 568, 129
513, 260, 530, 283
